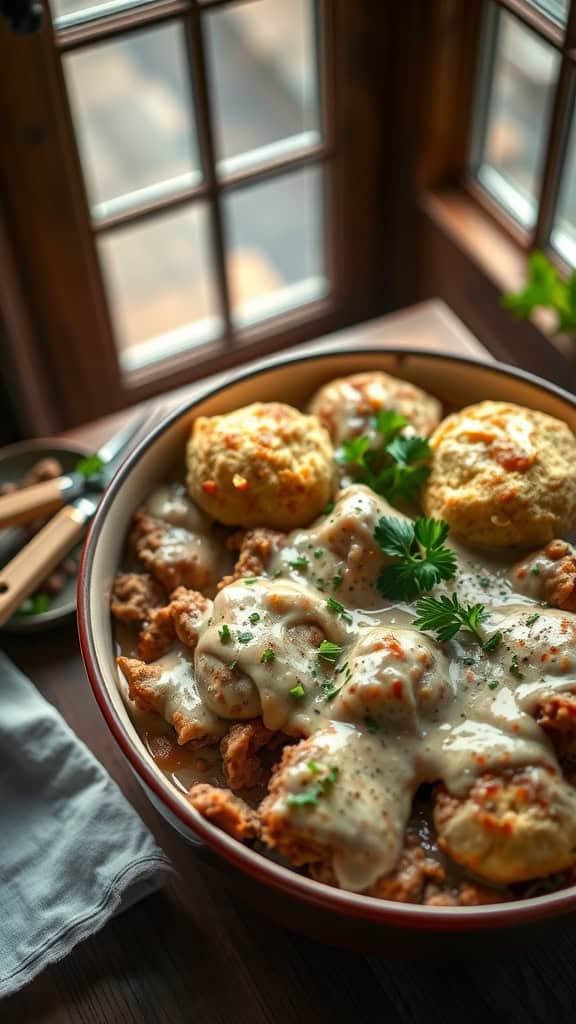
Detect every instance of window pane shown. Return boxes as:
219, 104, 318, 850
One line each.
205, 0, 320, 176
51, 0, 151, 30
64, 25, 201, 220
472, 7, 559, 228
98, 205, 221, 372
551, 101, 576, 267
224, 165, 327, 328
526, 0, 568, 25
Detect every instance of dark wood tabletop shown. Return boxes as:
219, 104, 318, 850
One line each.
4, 303, 576, 1024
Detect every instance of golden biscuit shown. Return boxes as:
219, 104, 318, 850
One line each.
422, 401, 576, 547
308, 371, 442, 444
186, 402, 334, 529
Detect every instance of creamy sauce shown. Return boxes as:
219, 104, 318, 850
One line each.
119, 483, 576, 893
144, 483, 233, 594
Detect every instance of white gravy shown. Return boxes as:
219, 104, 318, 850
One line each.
123, 484, 576, 892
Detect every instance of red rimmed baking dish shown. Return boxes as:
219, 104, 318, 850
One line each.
78, 346, 576, 954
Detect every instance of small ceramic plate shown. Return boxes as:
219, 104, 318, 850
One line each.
0, 439, 90, 632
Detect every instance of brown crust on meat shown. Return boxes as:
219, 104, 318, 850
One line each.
218, 527, 285, 590
258, 742, 332, 867
188, 783, 260, 840
543, 554, 576, 611
137, 605, 175, 662
117, 655, 224, 746
309, 839, 446, 902
169, 586, 212, 650
130, 510, 209, 591
117, 655, 161, 711
111, 572, 167, 624
220, 719, 276, 790
535, 691, 576, 759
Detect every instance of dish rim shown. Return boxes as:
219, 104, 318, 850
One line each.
78, 345, 576, 931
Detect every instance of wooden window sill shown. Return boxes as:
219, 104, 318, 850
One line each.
421, 189, 576, 369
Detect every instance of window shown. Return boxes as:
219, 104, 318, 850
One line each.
469, 1, 575, 264
411, 0, 576, 390
0, 2, 391, 429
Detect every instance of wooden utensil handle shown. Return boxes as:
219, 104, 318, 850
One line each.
0, 505, 87, 626
0, 478, 66, 529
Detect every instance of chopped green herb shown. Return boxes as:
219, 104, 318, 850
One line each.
332, 573, 343, 589
487, 680, 499, 690
482, 630, 503, 652
219, 624, 232, 643
237, 631, 254, 644
317, 640, 344, 664
510, 654, 524, 680
261, 648, 275, 664
248, 612, 260, 624
229, 660, 238, 670
286, 763, 339, 807
286, 789, 319, 806
316, 578, 325, 591
75, 453, 104, 480
271, 568, 283, 578
531, 566, 541, 576
313, 548, 324, 559
364, 714, 379, 733
288, 556, 309, 570
325, 596, 353, 622
375, 516, 457, 601
18, 592, 51, 616
526, 613, 540, 626
335, 661, 349, 675
243, 578, 258, 584
321, 681, 344, 702
290, 684, 306, 699
323, 500, 335, 515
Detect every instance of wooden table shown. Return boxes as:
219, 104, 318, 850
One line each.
5, 302, 576, 1023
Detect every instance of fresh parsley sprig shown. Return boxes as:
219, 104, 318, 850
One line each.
413, 594, 502, 650
336, 410, 431, 503
375, 516, 457, 601
502, 250, 576, 333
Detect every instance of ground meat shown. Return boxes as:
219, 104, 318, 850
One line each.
117, 655, 226, 746
309, 839, 445, 903
423, 881, 509, 907
187, 783, 260, 840
220, 719, 276, 790
169, 586, 212, 650
137, 605, 175, 662
512, 539, 576, 611
111, 572, 167, 624
258, 741, 334, 868
542, 547, 576, 611
130, 509, 221, 593
218, 528, 285, 590
535, 691, 576, 760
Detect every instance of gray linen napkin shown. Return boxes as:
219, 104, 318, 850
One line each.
0, 650, 172, 998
